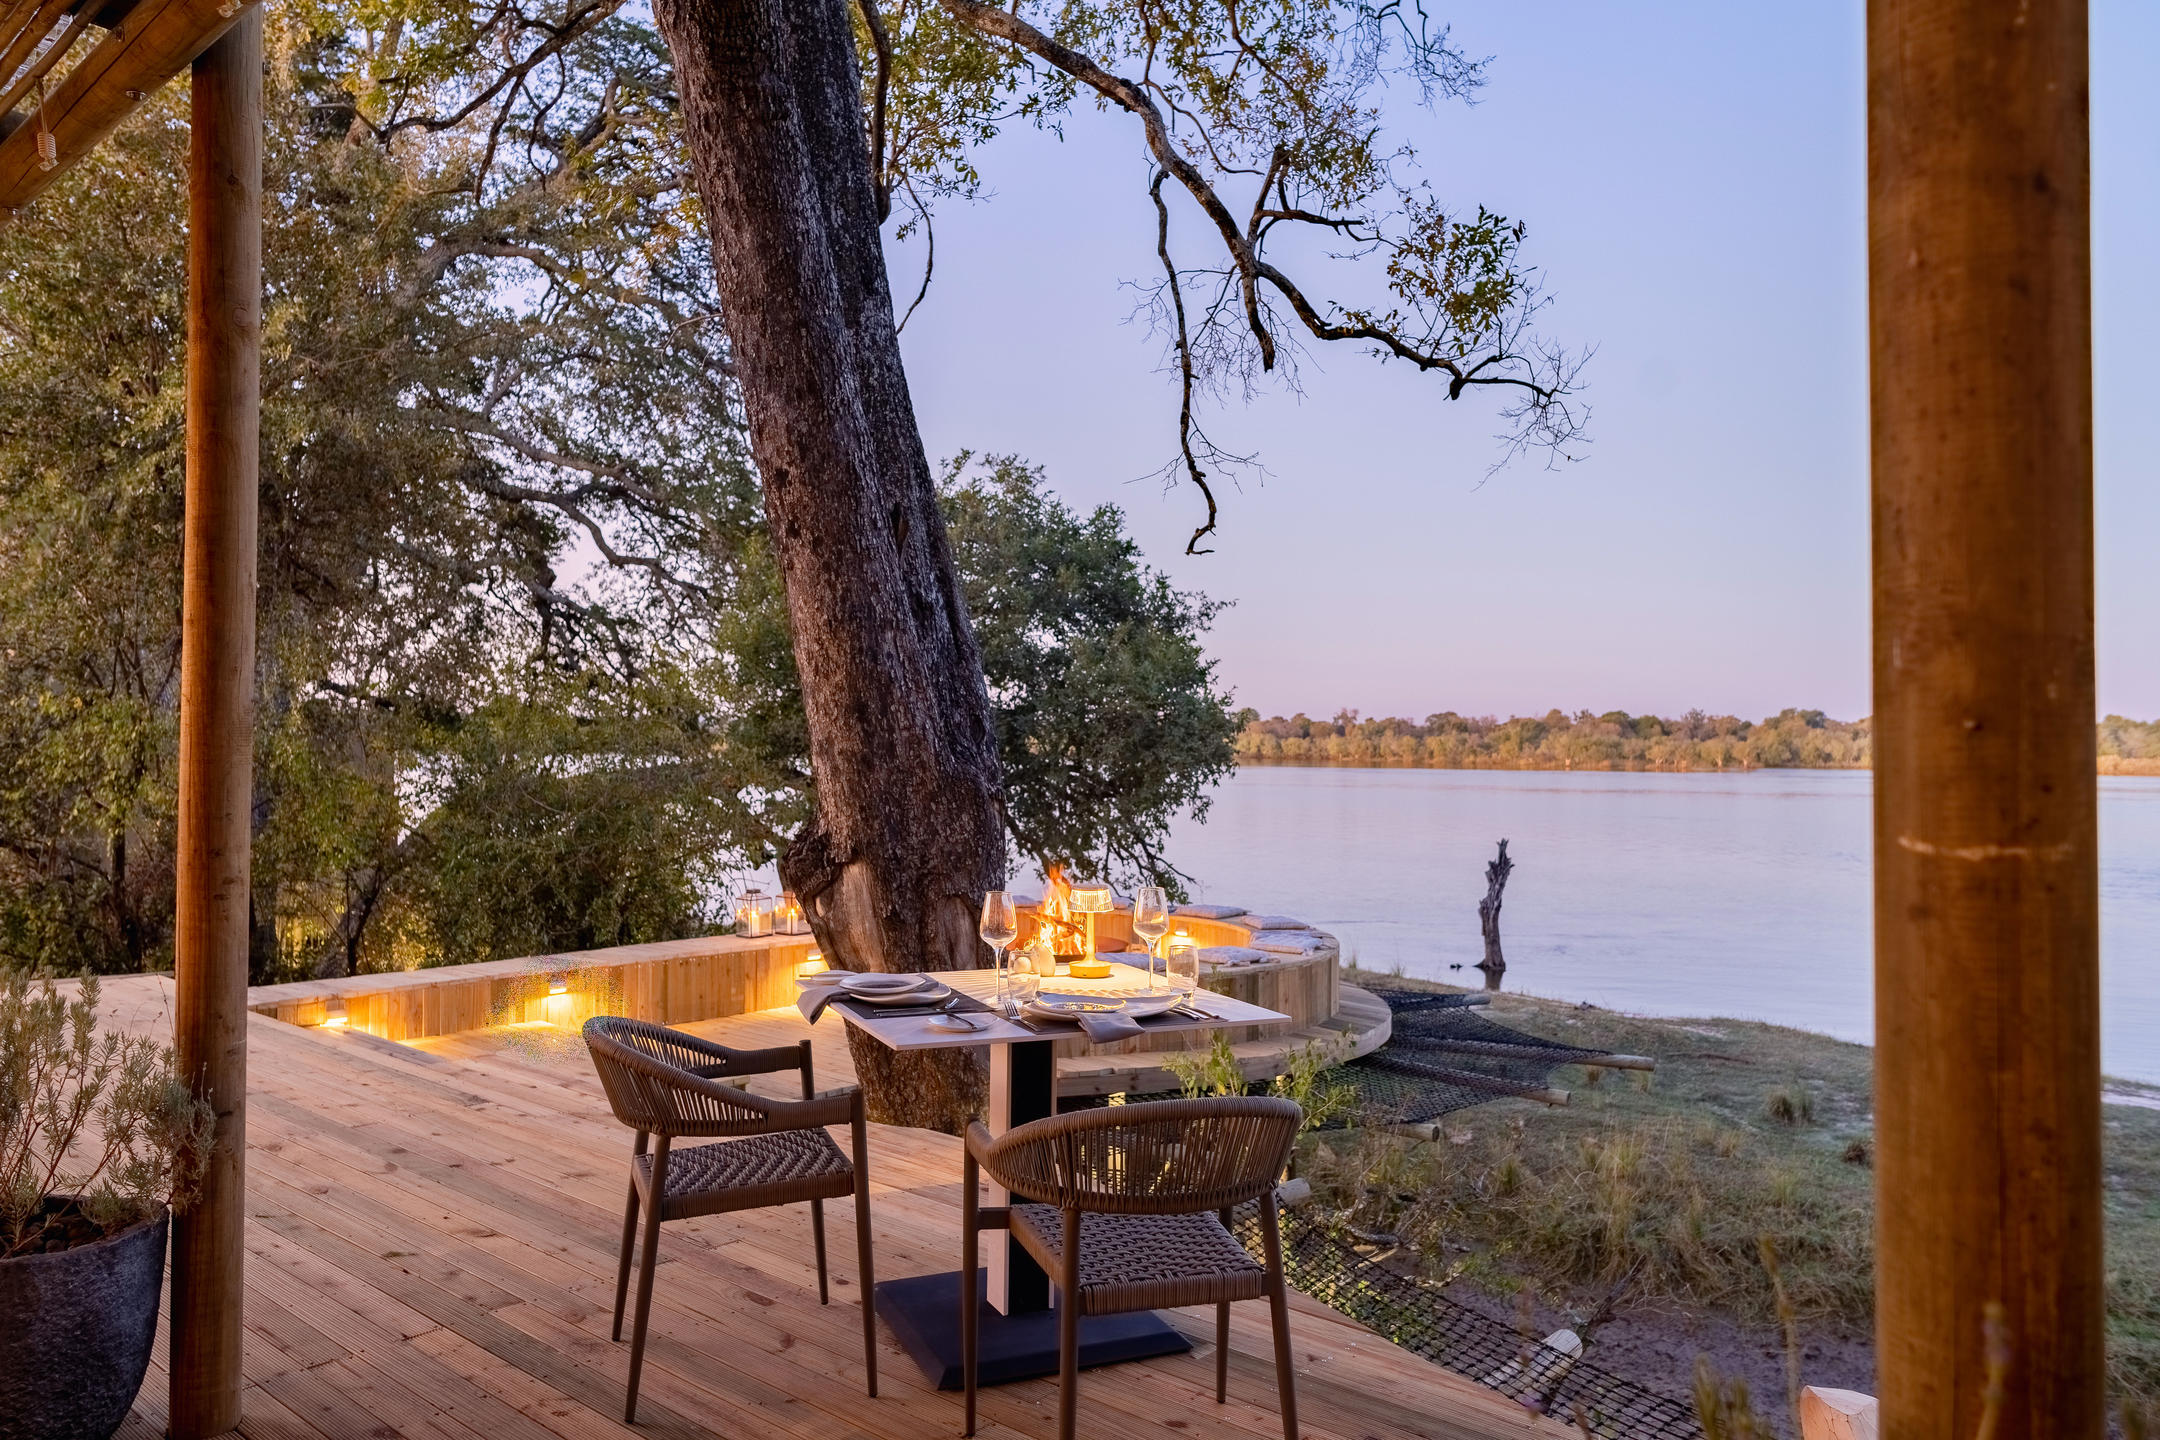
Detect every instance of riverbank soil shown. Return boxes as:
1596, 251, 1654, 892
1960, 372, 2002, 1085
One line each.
1318, 969, 2160, 1432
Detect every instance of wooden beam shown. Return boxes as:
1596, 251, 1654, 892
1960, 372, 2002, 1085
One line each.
168, 9, 258, 1438
1868, 0, 2103, 1436
0, 0, 251, 222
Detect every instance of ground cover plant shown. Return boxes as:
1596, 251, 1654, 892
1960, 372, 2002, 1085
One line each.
1320, 969, 2160, 1426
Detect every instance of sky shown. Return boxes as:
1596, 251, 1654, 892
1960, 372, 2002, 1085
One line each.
885, 1, 2160, 725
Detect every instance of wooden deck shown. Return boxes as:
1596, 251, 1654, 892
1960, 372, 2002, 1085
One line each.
97, 977, 1566, 1440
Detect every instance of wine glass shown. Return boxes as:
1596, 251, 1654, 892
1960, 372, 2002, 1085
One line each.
979, 890, 1019, 1012
1131, 885, 1170, 991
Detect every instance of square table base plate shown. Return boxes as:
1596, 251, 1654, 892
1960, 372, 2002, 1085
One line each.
874, 1272, 1192, 1390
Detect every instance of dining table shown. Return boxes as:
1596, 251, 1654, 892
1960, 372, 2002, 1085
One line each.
812, 962, 1289, 1390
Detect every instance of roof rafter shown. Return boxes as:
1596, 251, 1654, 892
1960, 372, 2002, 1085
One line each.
0, 0, 255, 226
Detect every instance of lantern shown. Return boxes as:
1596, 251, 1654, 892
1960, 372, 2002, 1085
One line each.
734, 889, 772, 937
1069, 880, 1114, 960
774, 891, 811, 935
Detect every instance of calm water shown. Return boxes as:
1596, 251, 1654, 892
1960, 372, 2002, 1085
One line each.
1165, 767, 2160, 1084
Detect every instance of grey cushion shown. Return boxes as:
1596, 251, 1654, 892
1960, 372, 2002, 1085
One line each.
1173, 903, 1248, 920
1235, 914, 1312, 931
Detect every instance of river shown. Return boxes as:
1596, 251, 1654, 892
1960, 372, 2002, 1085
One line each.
1162, 766, 2160, 1084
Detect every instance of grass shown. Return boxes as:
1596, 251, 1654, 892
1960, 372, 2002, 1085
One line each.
1324, 966, 2160, 1418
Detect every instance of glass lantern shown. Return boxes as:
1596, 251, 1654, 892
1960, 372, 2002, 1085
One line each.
734, 888, 772, 938
774, 891, 811, 935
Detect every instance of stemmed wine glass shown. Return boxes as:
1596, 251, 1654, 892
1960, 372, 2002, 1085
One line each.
979, 890, 1019, 1014
1131, 886, 1170, 992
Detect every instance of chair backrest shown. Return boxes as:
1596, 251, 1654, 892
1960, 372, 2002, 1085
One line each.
978, 1096, 1302, 1215
584, 1016, 791, 1137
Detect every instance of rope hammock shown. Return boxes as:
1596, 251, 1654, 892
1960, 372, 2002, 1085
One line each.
1332, 987, 1644, 1124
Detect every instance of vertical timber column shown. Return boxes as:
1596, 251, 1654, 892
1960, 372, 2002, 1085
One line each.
1869, 1, 2102, 1438
171, 9, 261, 1438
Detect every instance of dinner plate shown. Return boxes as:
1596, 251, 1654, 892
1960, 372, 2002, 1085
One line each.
1026, 994, 1128, 1019
849, 979, 952, 1006
839, 972, 930, 994
1031, 990, 1181, 1020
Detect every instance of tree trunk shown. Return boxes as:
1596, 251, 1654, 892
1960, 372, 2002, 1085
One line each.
1475, 838, 1511, 991
650, 0, 1005, 1131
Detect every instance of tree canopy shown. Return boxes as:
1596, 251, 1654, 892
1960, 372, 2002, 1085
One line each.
861, 0, 1588, 550
0, 1, 1234, 976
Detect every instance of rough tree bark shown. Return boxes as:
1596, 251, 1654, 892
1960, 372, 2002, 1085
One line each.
1475, 838, 1511, 991
650, 0, 1005, 1131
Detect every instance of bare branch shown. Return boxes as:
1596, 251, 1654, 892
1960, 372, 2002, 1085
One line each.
1151, 171, 1218, 555
854, 0, 894, 221
937, 0, 1275, 369
894, 179, 936, 332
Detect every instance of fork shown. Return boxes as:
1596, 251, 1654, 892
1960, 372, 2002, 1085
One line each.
937, 995, 985, 1031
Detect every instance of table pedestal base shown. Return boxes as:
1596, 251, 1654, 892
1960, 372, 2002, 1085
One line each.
873, 1272, 1191, 1390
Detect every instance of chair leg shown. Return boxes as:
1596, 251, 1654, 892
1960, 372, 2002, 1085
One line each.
625, 1139, 669, 1424
1057, 1208, 1081, 1440
961, 1153, 979, 1437
612, 1132, 648, 1342
1216, 1206, 1232, 1403
1258, 1196, 1299, 1440
1216, 1301, 1231, 1403
853, 1111, 878, 1400
811, 1198, 830, 1305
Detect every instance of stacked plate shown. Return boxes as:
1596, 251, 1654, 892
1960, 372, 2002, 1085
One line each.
797, 970, 952, 1005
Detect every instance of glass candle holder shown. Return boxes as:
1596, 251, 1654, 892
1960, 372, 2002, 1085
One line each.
1165, 935, 1202, 998
774, 891, 811, 935
733, 889, 772, 937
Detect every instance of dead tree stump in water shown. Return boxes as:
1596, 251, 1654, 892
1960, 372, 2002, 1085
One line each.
1476, 839, 1513, 991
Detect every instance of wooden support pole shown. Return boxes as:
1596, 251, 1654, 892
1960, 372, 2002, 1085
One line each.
1869, 0, 2103, 1436
169, 9, 260, 1437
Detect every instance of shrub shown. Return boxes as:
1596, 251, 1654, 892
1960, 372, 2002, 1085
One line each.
1763, 1082, 1816, 1126
1, 970, 215, 1257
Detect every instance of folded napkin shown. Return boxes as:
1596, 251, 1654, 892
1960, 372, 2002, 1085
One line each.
800, 980, 998, 1026
796, 976, 929, 1024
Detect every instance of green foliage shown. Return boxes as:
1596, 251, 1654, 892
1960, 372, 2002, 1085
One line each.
1237, 707, 1872, 771
0, 972, 215, 1256
941, 455, 1237, 893
1162, 1030, 1352, 1131
1166, 1031, 1246, 1100
0, 4, 1240, 975
0, 10, 760, 978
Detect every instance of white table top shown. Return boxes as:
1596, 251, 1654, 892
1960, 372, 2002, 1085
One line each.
824, 962, 1288, 1053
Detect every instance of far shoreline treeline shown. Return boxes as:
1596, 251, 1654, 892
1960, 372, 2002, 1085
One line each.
1233, 708, 2160, 775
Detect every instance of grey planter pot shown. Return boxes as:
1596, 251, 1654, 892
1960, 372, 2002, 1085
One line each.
0, 1206, 168, 1440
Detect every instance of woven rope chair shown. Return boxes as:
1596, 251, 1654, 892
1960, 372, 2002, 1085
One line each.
583, 1016, 877, 1421
960, 1096, 1304, 1440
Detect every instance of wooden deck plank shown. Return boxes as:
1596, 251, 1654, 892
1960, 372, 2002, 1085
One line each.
103, 975, 1569, 1440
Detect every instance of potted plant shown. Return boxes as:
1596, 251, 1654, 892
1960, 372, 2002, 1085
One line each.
1, 971, 215, 1440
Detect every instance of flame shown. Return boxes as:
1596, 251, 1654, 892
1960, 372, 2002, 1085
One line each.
1038, 864, 1085, 955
